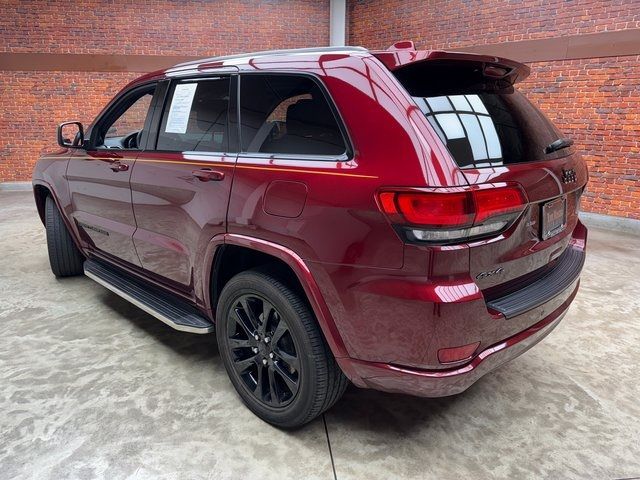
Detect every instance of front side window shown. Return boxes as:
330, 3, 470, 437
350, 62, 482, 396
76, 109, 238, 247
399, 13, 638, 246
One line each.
156, 77, 230, 152
239, 74, 346, 156
98, 86, 155, 149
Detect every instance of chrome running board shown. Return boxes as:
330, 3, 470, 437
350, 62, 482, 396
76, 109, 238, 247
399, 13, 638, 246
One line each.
84, 259, 214, 334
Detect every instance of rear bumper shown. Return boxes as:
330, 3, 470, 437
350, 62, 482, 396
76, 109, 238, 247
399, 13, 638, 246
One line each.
339, 281, 577, 397
487, 245, 584, 319
317, 220, 586, 396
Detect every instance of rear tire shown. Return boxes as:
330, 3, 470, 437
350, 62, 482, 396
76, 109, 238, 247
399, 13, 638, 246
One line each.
45, 195, 84, 277
216, 269, 348, 428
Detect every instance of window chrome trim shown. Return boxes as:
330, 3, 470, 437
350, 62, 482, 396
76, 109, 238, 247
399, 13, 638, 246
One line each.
237, 71, 354, 161
237, 151, 350, 162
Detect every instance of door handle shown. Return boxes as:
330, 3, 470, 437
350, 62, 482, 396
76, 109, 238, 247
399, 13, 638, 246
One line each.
109, 161, 129, 172
192, 168, 225, 182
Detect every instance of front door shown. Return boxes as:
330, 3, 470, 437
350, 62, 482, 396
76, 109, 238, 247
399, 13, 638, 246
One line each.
67, 83, 158, 267
130, 75, 237, 290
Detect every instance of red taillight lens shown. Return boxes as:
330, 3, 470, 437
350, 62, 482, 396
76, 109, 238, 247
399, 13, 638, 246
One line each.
474, 186, 527, 224
378, 191, 399, 215
378, 184, 527, 243
395, 191, 475, 227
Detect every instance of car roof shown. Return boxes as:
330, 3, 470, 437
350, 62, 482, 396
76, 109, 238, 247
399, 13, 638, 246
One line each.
134, 42, 528, 85
131, 46, 369, 83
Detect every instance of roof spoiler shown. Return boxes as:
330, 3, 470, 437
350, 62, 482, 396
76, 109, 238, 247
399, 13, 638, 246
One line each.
372, 42, 530, 94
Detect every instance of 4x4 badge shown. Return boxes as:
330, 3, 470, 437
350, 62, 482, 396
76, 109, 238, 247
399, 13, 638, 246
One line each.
562, 168, 577, 184
476, 267, 504, 280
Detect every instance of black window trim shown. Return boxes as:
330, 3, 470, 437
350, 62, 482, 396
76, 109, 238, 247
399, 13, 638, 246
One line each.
237, 71, 354, 162
150, 73, 237, 156
89, 80, 159, 152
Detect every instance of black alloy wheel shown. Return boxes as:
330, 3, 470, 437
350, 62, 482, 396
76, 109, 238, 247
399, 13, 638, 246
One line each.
227, 293, 300, 407
216, 269, 349, 428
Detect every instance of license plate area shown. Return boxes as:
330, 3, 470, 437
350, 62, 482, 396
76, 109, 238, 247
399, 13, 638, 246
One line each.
541, 196, 567, 240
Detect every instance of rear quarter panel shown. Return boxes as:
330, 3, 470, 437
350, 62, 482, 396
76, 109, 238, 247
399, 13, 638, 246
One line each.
226, 53, 474, 364
227, 53, 469, 269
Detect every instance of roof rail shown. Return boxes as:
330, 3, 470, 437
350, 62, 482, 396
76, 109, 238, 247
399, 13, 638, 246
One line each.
170, 45, 369, 70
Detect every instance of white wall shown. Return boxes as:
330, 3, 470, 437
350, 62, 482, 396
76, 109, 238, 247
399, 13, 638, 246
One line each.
329, 0, 346, 46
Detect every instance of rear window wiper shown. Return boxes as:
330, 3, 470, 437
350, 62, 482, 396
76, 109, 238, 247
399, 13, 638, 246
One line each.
545, 138, 574, 154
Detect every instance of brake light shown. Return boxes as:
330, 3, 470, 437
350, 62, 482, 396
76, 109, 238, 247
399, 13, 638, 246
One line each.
394, 191, 475, 227
378, 184, 527, 244
473, 187, 526, 224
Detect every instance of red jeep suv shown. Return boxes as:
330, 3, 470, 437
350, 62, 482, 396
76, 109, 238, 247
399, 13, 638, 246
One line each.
33, 42, 588, 428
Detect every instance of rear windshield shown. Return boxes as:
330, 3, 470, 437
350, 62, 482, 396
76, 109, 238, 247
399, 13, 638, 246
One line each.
412, 91, 568, 169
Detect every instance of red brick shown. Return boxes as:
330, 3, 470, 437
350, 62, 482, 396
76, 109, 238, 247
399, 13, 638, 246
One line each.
0, 0, 330, 182
348, 0, 640, 219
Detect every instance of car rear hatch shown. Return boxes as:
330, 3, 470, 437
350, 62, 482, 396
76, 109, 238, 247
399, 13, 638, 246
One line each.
375, 47, 587, 320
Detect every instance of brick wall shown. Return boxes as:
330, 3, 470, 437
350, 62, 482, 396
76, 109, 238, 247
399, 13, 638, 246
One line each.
349, 0, 640, 49
524, 56, 640, 218
0, 0, 329, 182
349, 0, 640, 219
0, 72, 139, 181
2, 0, 639, 220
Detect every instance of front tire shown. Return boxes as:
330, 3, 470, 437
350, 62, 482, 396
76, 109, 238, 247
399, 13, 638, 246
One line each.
45, 195, 84, 277
216, 269, 348, 428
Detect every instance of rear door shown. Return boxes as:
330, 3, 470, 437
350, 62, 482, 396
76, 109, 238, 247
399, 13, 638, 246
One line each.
67, 83, 157, 267
130, 74, 237, 291
384, 55, 587, 290
414, 91, 587, 288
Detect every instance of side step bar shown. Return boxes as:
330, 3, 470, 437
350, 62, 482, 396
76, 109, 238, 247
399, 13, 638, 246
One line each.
84, 259, 214, 334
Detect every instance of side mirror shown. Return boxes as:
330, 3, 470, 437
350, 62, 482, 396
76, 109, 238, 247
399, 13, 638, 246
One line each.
57, 121, 84, 148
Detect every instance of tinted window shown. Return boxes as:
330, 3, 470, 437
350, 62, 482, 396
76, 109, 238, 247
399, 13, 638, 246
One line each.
98, 86, 155, 149
240, 75, 346, 156
414, 92, 565, 169
157, 78, 230, 152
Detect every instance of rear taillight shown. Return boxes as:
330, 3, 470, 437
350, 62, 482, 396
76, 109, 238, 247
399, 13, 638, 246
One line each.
378, 183, 528, 244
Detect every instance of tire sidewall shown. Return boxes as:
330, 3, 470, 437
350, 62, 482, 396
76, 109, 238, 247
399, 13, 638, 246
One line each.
45, 195, 84, 277
216, 272, 321, 427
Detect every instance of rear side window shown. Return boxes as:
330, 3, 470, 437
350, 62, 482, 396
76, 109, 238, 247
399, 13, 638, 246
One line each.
239, 74, 346, 156
414, 92, 564, 169
157, 77, 230, 152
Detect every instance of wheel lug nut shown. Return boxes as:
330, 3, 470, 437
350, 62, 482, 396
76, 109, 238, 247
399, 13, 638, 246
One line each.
264, 337, 270, 343
252, 347, 258, 354
262, 358, 268, 365
254, 334, 260, 341
269, 352, 274, 359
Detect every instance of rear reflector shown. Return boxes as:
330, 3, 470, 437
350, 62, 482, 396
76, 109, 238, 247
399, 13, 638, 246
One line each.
438, 341, 480, 364
378, 183, 527, 244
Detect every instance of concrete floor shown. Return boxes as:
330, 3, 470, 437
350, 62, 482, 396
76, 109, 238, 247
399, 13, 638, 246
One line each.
1, 190, 639, 480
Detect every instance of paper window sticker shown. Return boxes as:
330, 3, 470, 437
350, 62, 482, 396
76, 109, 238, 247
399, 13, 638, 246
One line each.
165, 83, 198, 134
